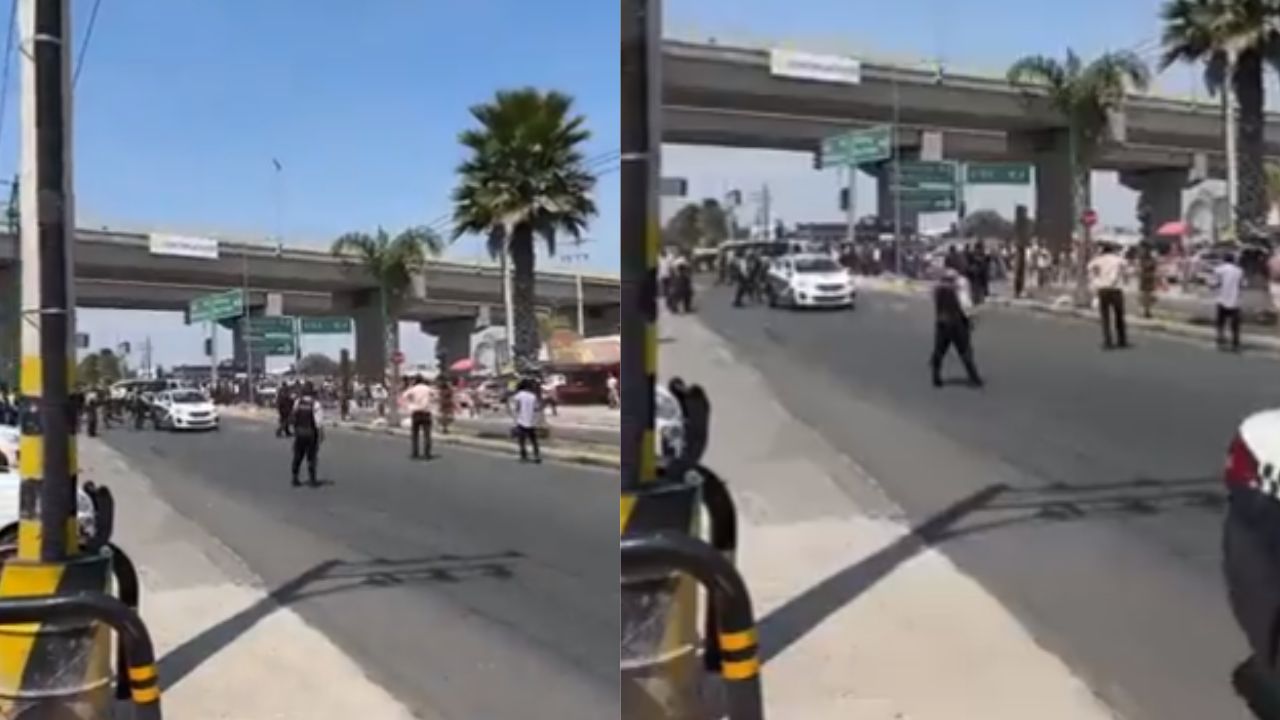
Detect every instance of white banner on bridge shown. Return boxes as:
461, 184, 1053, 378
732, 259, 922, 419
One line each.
769, 48, 861, 85
148, 233, 219, 260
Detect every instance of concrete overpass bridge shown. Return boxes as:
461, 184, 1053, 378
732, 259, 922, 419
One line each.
663, 39, 1261, 245
0, 229, 620, 378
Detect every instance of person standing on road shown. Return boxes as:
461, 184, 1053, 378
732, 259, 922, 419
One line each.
1212, 252, 1245, 352
435, 370, 455, 435
510, 379, 542, 463
275, 382, 294, 438
1268, 247, 1280, 321
401, 375, 435, 460
606, 373, 619, 409
289, 382, 323, 487
930, 269, 984, 388
83, 387, 99, 437
1088, 245, 1129, 349
1137, 244, 1159, 319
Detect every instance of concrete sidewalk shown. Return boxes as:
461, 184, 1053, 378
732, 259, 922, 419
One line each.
661, 312, 1117, 719
80, 439, 425, 719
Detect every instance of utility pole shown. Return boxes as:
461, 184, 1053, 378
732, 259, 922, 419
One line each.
0, 1, 119, 712
242, 247, 254, 405
844, 165, 857, 245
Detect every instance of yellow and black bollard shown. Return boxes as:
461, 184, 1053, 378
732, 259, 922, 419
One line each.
0, 1, 162, 716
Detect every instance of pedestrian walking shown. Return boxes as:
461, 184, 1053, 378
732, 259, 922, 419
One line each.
275, 382, 294, 438
83, 387, 99, 437
606, 373, 620, 409
732, 252, 752, 307
510, 379, 542, 463
1138, 244, 1158, 319
929, 269, 984, 388
289, 382, 323, 487
401, 375, 435, 460
1212, 252, 1245, 352
1088, 245, 1129, 349
435, 370, 455, 435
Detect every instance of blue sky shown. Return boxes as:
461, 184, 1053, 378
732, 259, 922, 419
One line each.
32, 0, 616, 368
660, 0, 1251, 247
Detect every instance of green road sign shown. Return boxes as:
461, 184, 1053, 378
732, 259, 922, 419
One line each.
899, 191, 959, 212
243, 316, 296, 356
299, 316, 352, 334
821, 126, 891, 168
188, 289, 244, 323
893, 161, 959, 212
965, 162, 1032, 185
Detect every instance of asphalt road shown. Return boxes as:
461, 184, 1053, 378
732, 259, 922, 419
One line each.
104, 418, 616, 720
696, 284, 1280, 720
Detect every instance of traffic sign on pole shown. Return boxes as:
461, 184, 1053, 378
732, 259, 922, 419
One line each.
391, 350, 405, 365
965, 162, 1032, 185
821, 125, 892, 168
188, 289, 244, 324
1082, 209, 1098, 228
894, 160, 959, 212
243, 316, 296, 356
299, 316, 353, 334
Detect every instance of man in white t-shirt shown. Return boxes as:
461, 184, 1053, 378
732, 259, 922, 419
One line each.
509, 379, 542, 463
1212, 253, 1245, 351
1087, 246, 1130, 349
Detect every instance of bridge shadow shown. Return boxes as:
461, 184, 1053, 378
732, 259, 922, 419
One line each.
158, 550, 522, 691
757, 476, 1222, 663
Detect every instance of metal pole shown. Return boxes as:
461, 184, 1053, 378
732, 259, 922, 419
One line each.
621, 0, 658, 491
19, 0, 74, 561
209, 320, 216, 393
892, 67, 903, 275
844, 165, 856, 245
243, 247, 254, 405
576, 271, 585, 336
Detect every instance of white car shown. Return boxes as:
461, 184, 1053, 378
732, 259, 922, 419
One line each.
0, 425, 95, 538
152, 389, 219, 431
766, 254, 856, 309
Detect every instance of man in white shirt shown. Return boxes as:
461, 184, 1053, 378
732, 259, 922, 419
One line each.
1088, 246, 1130, 349
509, 379, 542, 463
400, 376, 436, 460
1212, 253, 1245, 351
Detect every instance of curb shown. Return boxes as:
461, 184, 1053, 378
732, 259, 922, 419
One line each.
223, 409, 620, 469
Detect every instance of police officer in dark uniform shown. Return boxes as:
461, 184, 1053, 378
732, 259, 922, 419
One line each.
289, 382, 323, 487
930, 269, 984, 388
275, 382, 294, 438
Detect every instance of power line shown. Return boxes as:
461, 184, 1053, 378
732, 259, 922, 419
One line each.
73, 0, 104, 88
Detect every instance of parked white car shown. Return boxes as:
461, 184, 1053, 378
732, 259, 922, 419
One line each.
152, 389, 219, 431
0, 425, 95, 537
766, 254, 856, 309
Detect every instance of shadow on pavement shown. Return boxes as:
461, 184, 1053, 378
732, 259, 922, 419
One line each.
159, 550, 523, 690
757, 476, 1223, 663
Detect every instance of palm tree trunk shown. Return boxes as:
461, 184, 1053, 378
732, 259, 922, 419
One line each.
1234, 52, 1267, 236
510, 224, 539, 371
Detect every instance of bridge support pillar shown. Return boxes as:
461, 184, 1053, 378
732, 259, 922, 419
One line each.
1022, 129, 1080, 256
421, 317, 473, 369
351, 297, 390, 384
1120, 168, 1188, 235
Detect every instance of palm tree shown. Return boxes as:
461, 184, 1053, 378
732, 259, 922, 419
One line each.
1160, 0, 1280, 238
451, 88, 598, 371
330, 226, 443, 393
1007, 49, 1150, 303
